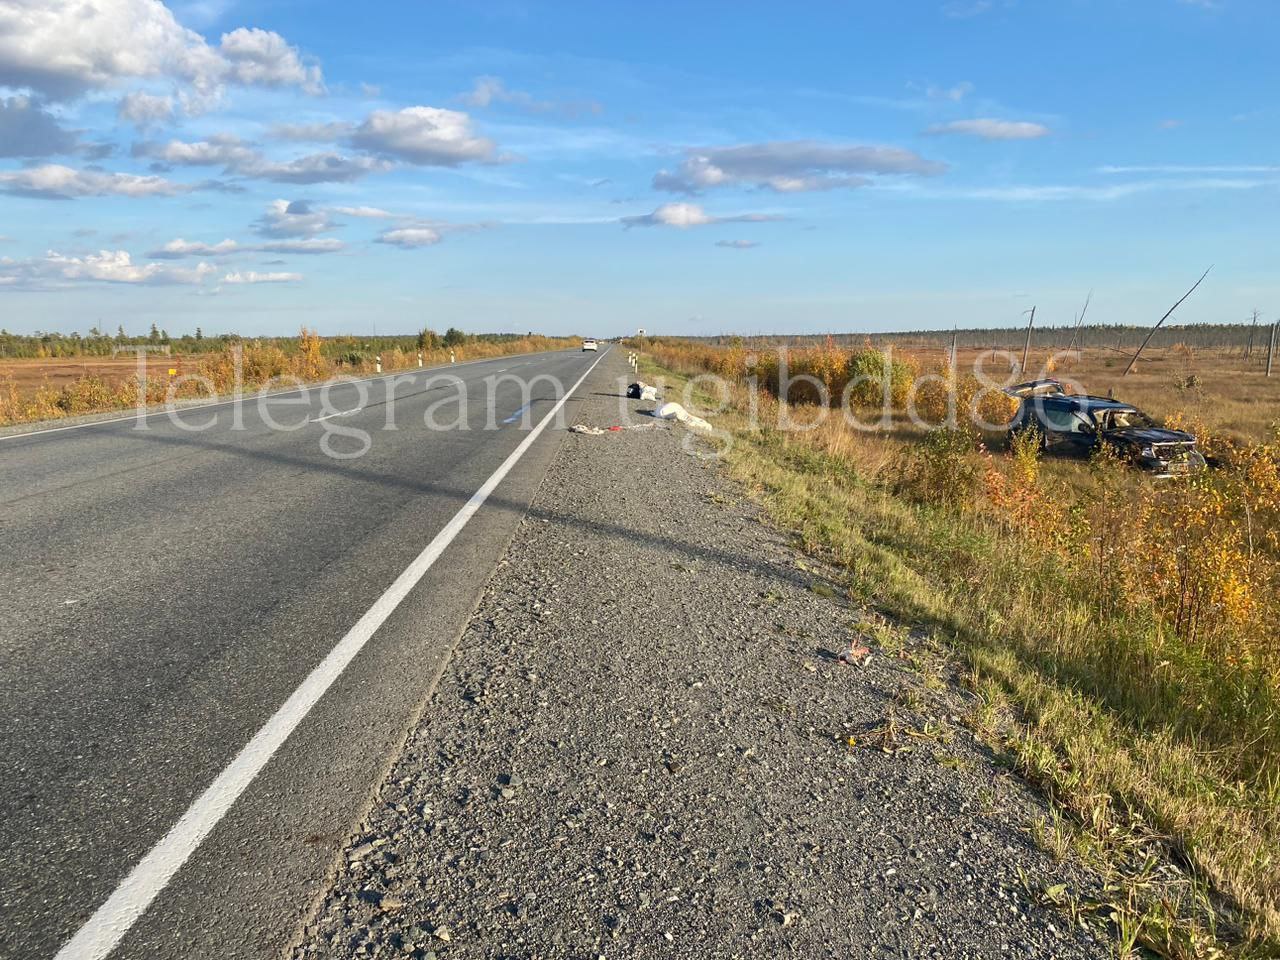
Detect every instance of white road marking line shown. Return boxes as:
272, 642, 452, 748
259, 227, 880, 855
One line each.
310, 407, 361, 423
501, 401, 533, 425
52, 347, 608, 960
0, 350, 574, 443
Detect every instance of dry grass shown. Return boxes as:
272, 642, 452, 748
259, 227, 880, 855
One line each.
0, 331, 578, 426
641, 340, 1280, 957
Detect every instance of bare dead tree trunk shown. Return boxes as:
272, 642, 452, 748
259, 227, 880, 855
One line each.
1268, 320, 1277, 378
1020, 306, 1036, 374
1247, 310, 1258, 359
1123, 267, 1213, 376
951, 326, 958, 366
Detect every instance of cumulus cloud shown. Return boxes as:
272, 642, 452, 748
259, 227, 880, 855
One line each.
620, 202, 782, 229
0, 95, 79, 157
925, 118, 1050, 139
460, 75, 602, 117
330, 205, 394, 218
374, 227, 443, 248
0, 0, 322, 101
116, 91, 174, 128
252, 198, 338, 237
147, 237, 239, 258
0, 163, 187, 198
148, 235, 345, 258
223, 269, 302, 283
247, 152, 389, 183
0, 248, 214, 287
217, 27, 323, 94
653, 141, 945, 194
135, 135, 388, 183
136, 133, 258, 169
715, 239, 759, 249
349, 106, 498, 166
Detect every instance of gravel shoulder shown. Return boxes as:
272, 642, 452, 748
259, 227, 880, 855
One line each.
291, 353, 1108, 960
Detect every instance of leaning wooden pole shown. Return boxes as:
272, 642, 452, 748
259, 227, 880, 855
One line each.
1267, 320, 1277, 378
1064, 290, 1092, 360
1020, 305, 1036, 374
1123, 267, 1213, 377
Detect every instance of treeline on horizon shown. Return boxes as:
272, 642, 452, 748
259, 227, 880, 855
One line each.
0, 325, 549, 360
694, 321, 1275, 352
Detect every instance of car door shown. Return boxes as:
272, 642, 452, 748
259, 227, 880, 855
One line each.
1033, 400, 1076, 449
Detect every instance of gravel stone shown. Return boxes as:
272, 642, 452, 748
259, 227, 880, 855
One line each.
291, 354, 1109, 959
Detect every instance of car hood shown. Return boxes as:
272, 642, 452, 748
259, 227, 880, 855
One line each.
1104, 426, 1196, 446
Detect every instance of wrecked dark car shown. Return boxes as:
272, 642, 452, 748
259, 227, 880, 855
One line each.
1006, 388, 1207, 478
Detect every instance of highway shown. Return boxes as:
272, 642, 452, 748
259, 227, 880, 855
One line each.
0, 347, 610, 960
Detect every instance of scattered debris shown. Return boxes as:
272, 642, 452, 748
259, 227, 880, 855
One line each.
570, 422, 669, 436
838, 643, 872, 667
627, 381, 659, 401
650, 401, 712, 432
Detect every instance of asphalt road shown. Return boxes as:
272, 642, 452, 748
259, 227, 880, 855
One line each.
0, 347, 611, 960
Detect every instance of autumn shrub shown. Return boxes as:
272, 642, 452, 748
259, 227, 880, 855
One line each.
891, 428, 982, 508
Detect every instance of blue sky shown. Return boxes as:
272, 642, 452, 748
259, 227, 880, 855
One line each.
0, 0, 1275, 337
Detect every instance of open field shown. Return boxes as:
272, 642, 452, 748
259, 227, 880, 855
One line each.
0, 332, 579, 427
0, 356, 189, 394
642, 336, 1280, 957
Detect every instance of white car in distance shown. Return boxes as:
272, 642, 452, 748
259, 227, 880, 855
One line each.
581, 338, 598, 352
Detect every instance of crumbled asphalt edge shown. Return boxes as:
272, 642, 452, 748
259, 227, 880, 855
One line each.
290, 354, 1109, 960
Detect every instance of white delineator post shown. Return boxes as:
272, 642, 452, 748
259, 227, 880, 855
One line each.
450, 350, 456, 364
417, 352, 423, 368
375, 354, 382, 374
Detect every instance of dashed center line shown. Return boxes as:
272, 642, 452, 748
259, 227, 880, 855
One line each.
310, 407, 361, 423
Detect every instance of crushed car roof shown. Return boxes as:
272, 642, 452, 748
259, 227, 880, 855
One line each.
1033, 394, 1138, 412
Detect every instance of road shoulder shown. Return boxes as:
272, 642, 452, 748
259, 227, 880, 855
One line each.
291, 353, 1108, 959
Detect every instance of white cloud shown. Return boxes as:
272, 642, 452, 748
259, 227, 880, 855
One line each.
375, 227, 443, 248
715, 239, 759, 249
1098, 164, 1280, 174
223, 270, 302, 283
330, 205, 394, 218
0, 0, 322, 101
349, 106, 498, 166
257, 238, 344, 254
653, 141, 945, 194
148, 237, 239, 258
889, 175, 1277, 203
0, 163, 187, 198
252, 199, 338, 237
217, 27, 323, 95
0, 248, 214, 287
0, 95, 79, 157
620, 202, 782, 229
247, 152, 389, 184
924, 81, 974, 102
117, 91, 174, 128
460, 75, 602, 117
138, 133, 258, 168
147, 235, 345, 258
925, 118, 1050, 139
136, 135, 387, 183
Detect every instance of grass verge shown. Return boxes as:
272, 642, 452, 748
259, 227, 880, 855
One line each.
644, 355, 1280, 959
